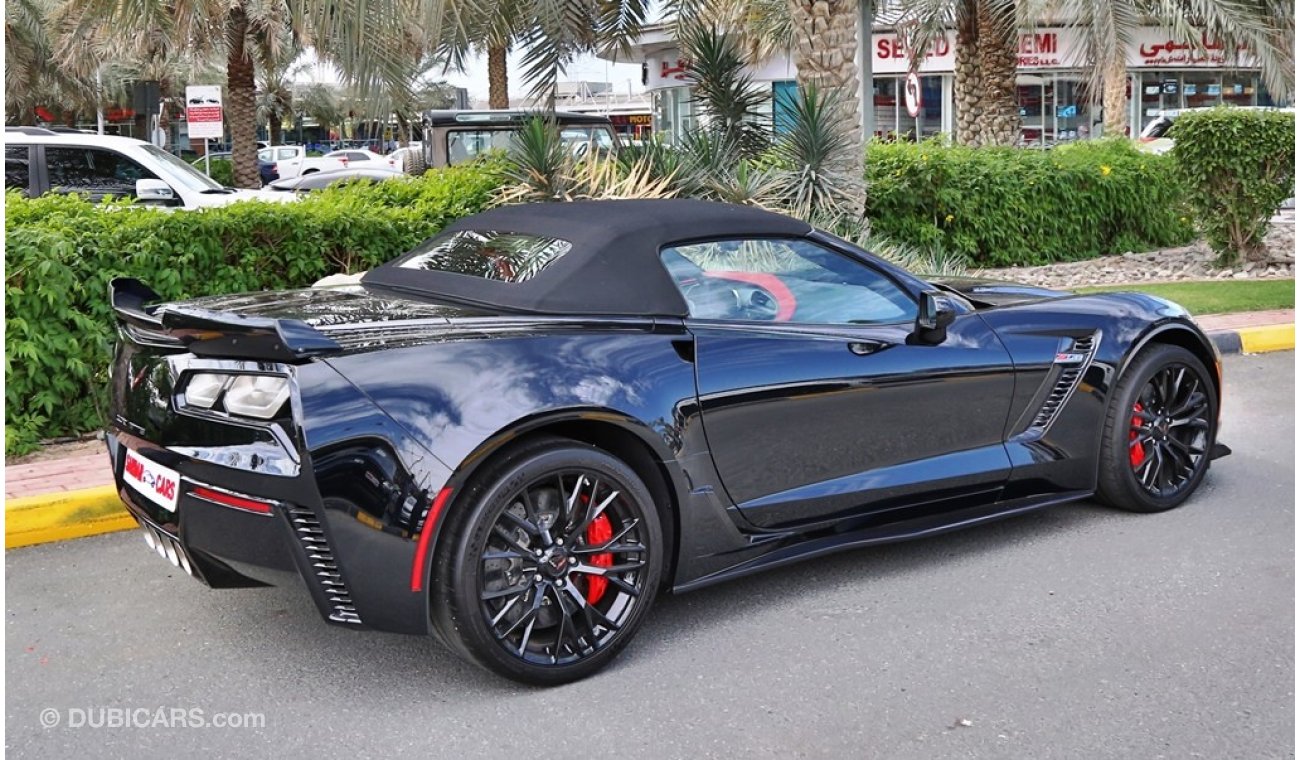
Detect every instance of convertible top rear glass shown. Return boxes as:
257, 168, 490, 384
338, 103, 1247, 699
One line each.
398, 231, 572, 283
361, 199, 812, 316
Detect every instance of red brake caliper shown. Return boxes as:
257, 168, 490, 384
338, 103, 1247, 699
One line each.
584, 513, 614, 605
1129, 402, 1146, 468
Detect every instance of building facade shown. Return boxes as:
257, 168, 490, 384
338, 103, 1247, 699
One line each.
617, 23, 1277, 146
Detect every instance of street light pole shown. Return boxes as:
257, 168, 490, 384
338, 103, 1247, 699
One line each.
96, 67, 105, 135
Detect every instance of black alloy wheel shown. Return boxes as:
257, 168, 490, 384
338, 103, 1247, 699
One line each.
432, 437, 663, 685
1097, 343, 1218, 512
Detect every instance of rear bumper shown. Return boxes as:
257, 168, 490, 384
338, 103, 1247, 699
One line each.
107, 433, 364, 627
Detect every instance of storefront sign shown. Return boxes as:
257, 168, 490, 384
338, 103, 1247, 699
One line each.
645, 56, 691, 88
1017, 32, 1063, 67
1128, 29, 1255, 67
873, 32, 954, 74
641, 27, 1262, 94
611, 113, 653, 126
869, 27, 1253, 75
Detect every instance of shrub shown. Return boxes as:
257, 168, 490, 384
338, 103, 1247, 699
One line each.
866, 138, 1195, 267
203, 157, 234, 187
1169, 107, 1296, 265
4, 160, 504, 453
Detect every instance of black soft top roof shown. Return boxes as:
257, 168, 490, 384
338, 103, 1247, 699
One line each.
361, 199, 812, 316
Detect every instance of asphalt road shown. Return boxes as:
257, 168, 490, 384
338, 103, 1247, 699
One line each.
6, 352, 1294, 759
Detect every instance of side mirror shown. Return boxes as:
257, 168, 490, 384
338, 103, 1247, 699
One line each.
135, 178, 175, 203
914, 290, 957, 344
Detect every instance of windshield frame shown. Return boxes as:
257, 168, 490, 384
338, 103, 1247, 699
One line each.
139, 144, 225, 192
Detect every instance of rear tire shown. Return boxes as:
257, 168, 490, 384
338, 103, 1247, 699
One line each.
1096, 344, 1217, 512
431, 436, 664, 685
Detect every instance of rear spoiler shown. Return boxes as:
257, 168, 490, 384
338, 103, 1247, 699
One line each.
109, 277, 341, 362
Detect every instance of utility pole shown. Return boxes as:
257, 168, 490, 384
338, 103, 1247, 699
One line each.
96, 67, 105, 135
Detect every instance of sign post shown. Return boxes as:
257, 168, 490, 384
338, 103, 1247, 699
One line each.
186, 85, 224, 176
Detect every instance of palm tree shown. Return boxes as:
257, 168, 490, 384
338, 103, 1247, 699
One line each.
487, 46, 510, 108
439, 0, 651, 107
786, 0, 865, 172
256, 38, 304, 147
1051, 0, 1295, 136
296, 82, 343, 141
52, 0, 294, 187
6, 0, 98, 123
899, 0, 1024, 146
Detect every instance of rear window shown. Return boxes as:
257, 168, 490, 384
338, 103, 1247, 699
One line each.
398, 230, 572, 282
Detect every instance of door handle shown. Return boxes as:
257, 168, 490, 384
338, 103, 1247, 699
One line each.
847, 340, 889, 356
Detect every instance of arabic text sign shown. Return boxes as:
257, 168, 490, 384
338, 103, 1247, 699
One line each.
1128, 29, 1257, 68
185, 85, 224, 140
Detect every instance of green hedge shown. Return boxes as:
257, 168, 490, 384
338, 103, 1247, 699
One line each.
4, 160, 503, 454
866, 138, 1195, 266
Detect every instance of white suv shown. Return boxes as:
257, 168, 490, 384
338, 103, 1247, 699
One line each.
5, 127, 285, 208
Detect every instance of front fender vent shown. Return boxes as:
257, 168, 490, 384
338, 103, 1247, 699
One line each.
287, 506, 362, 625
1025, 333, 1100, 436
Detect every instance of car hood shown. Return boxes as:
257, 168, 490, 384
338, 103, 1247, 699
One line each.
926, 276, 1069, 308
188, 188, 297, 208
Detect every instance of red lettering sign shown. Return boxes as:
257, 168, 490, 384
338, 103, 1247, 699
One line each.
875, 35, 949, 61
1019, 32, 1057, 54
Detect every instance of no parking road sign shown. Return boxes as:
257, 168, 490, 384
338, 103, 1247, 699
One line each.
904, 72, 922, 118
186, 85, 224, 140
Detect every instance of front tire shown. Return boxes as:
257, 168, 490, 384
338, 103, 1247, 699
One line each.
1096, 344, 1218, 512
431, 437, 664, 685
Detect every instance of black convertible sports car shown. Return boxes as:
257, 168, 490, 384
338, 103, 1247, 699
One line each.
107, 199, 1228, 684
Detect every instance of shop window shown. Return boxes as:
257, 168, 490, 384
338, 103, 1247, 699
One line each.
873, 77, 899, 139
773, 81, 798, 134
1182, 72, 1221, 109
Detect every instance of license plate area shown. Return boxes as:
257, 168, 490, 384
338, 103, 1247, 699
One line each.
122, 447, 181, 512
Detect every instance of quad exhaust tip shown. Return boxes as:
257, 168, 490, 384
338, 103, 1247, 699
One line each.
140, 525, 193, 576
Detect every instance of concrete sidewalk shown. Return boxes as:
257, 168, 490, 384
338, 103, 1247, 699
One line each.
3, 308, 1294, 547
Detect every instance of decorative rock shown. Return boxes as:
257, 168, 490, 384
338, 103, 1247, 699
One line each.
977, 219, 1293, 289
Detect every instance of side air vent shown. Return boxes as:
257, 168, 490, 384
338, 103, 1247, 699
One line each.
1025, 333, 1100, 435
287, 506, 362, 625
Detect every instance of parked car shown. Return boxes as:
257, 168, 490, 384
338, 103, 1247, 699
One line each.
1137, 106, 1294, 154
385, 143, 424, 173
321, 148, 393, 168
5, 127, 282, 208
189, 150, 276, 183
107, 199, 1228, 686
420, 110, 619, 168
258, 145, 348, 182
267, 167, 407, 192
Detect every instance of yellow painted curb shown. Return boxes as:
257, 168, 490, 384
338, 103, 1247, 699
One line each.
5, 486, 135, 549
1239, 324, 1295, 354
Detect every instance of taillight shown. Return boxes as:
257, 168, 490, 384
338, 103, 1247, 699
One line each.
191, 486, 275, 515
340, 157, 349, 167
1137, 136, 1155, 143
